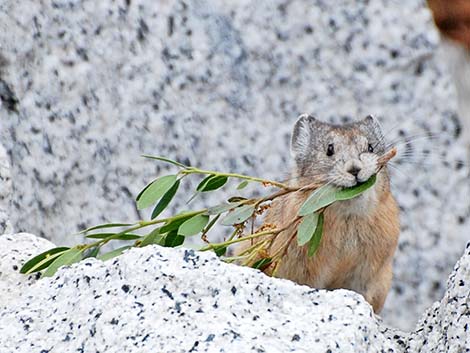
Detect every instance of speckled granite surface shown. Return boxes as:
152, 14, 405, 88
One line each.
0, 233, 53, 304
440, 40, 470, 148
407, 242, 470, 352
0, 0, 469, 331
0, 143, 12, 234
2, 234, 469, 353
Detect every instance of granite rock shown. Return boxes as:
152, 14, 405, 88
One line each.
0, 233, 402, 353
0, 0, 469, 331
0, 143, 12, 234
1, 233, 469, 353
0, 233, 55, 303
439, 40, 470, 149
407, 242, 470, 352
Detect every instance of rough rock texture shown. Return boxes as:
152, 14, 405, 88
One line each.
1, 233, 469, 353
406, 242, 470, 352
0, 143, 12, 234
0, 233, 403, 353
0, 233, 55, 303
439, 40, 470, 149
0, 0, 469, 330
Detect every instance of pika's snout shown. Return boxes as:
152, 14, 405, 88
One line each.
344, 159, 363, 182
333, 153, 378, 187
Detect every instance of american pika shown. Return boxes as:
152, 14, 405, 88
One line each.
244, 114, 400, 313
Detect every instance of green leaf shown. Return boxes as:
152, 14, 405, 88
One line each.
252, 258, 273, 270
196, 175, 213, 191
298, 175, 377, 216
207, 202, 241, 215
135, 179, 154, 202
139, 228, 165, 247
78, 223, 133, 234
151, 180, 180, 219
220, 204, 255, 226
202, 214, 220, 235
98, 246, 132, 261
297, 213, 320, 246
42, 248, 83, 277
85, 233, 141, 240
197, 175, 228, 192
298, 185, 337, 216
83, 246, 100, 259
214, 246, 227, 257
237, 180, 249, 190
141, 155, 189, 168
307, 213, 324, 257
227, 196, 247, 203
85, 232, 114, 238
20, 247, 70, 274
163, 231, 185, 247
137, 175, 178, 210
335, 174, 377, 200
178, 214, 210, 236
160, 212, 195, 234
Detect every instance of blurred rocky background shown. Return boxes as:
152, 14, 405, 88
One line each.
428, 0, 470, 147
0, 0, 469, 331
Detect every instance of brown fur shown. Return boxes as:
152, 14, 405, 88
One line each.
238, 169, 399, 313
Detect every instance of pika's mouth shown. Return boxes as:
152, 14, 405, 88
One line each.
336, 174, 377, 195
332, 178, 368, 189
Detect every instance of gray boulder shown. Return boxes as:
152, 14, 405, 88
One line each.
0, 0, 468, 331
1, 233, 469, 352
0, 143, 12, 234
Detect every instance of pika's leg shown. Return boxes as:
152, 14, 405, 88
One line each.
364, 263, 393, 313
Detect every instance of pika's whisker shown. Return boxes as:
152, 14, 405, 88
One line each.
395, 152, 450, 160
384, 134, 443, 150
376, 129, 440, 149
392, 160, 452, 168
386, 163, 409, 180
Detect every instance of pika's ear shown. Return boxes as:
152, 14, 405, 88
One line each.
361, 114, 381, 130
360, 114, 384, 142
291, 114, 317, 160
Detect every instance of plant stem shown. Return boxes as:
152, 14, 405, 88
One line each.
199, 228, 279, 251
201, 214, 221, 243
237, 237, 274, 257
269, 217, 302, 260
138, 209, 208, 227
179, 167, 291, 190
271, 258, 283, 277
227, 227, 240, 242
241, 239, 272, 266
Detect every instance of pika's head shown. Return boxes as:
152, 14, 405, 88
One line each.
291, 114, 386, 188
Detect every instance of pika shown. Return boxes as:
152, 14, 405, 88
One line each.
243, 114, 400, 313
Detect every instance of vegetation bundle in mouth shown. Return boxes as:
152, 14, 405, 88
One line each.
20, 147, 397, 278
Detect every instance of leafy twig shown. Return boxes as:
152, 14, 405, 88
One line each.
20, 148, 397, 277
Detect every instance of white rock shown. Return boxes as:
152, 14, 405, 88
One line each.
0, 233, 403, 353
0, 143, 12, 234
0, 233, 55, 303
407, 242, 470, 352
439, 40, 470, 149
1, 233, 469, 352
0, 0, 468, 331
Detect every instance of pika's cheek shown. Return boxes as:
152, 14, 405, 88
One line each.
358, 154, 379, 180
329, 166, 357, 187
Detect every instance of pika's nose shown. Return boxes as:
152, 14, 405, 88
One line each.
347, 166, 361, 178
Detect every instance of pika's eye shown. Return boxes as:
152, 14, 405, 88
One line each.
368, 144, 374, 153
326, 144, 335, 156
